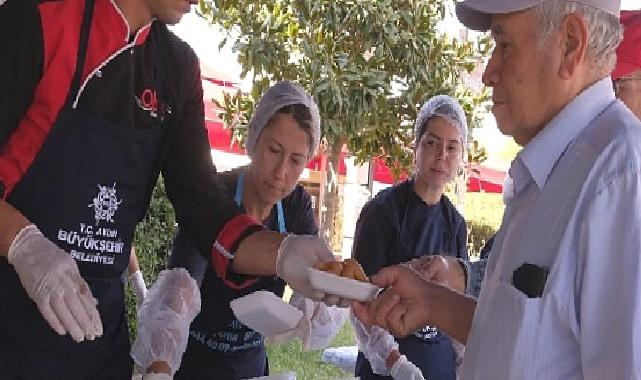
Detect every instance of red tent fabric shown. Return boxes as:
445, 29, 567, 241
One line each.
372, 158, 408, 184
306, 153, 347, 176
467, 165, 505, 193
205, 120, 244, 154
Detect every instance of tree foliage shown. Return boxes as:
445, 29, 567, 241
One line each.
201, 0, 488, 172
200, 0, 490, 243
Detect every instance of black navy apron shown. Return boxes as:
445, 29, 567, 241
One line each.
175, 171, 285, 380
0, 2, 167, 378
355, 180, 457, 380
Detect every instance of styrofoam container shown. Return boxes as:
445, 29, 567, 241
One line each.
247, 371, 296, 380
230, 291, 303, 337
308, 268, 380, 302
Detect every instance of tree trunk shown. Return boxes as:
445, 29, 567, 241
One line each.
320, 136, 346, 254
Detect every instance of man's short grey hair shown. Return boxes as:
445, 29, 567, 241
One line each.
536, 0, 623, 77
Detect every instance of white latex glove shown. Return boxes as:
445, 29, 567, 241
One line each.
7, 224, 102, 342
142, 373, 174, 380
276, 234, 349, 307
142, 373, 172, 380
131, 268, 201, 375
452, 337, 465, 378
390, 355, 425, 380
129, 269, 148, 310
268, 313, 311, 347
288, 291, 347, 350
350, 310, 397, 375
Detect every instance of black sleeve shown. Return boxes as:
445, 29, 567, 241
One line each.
286, 186, 318, 236
0, 0, 43, 148
351, 201, 397, 277
168, 228, 208, 287
455, 214, 469, 261
161, 43, 246, 259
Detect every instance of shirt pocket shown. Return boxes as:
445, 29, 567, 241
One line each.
489, 279, 544, 379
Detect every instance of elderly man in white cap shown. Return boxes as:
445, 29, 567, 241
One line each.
352, 1, 641, 379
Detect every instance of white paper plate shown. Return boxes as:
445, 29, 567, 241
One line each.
230, 291, 303, 337
308, 267, 380, 302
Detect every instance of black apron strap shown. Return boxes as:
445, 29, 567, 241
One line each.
66, 0, 95, 108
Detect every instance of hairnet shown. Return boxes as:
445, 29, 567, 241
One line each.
246, 81, 321, 158
415, 95, 468, 149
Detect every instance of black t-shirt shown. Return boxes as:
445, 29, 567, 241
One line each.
352, 179, 467, 380
171, 167, 317, 379
353, 179, 467, 275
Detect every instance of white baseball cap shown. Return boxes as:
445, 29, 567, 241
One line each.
455, 0, 621, 31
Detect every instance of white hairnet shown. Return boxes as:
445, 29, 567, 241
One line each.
246, 81, 321, 158
415, 95, 468, 149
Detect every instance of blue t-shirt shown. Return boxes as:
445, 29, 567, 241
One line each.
352, 179, 467, 380
171, 167, 317, 380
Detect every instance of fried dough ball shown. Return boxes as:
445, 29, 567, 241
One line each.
341, 258, 369, 282
315, 259, 369, 282
314, 261, 343, 276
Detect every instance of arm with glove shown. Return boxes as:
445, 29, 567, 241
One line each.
131, 268, 201, 378
0, 202, 102, 343
270, 290, 348, 350
350, 310, 425, 380
128, 246, 147, 311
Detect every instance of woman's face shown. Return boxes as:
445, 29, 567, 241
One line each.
414, 116, 464, 189
249, 113, 311, 205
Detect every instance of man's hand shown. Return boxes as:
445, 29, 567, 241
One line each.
8, 224, 103, 342
276, 234, 350, 307
407, 255, 466, 292
353, 264, 477, 344
352, 265, 433, 337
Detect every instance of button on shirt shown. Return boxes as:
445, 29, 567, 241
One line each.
461, 78, 641, 380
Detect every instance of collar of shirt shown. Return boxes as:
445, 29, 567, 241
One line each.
508, 78, 616, 198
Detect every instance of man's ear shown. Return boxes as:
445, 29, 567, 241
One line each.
558, 13, 589, 79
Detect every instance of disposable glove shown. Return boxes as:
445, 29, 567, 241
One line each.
131, 268, 200, 375
8, 224, 102, 342
390, 355, 425, 380
142, 373, 172, 380
288, 291, 347, 350
350, 310, 397, 375
268, 313, 311, 347
129, 269, 148, 311
276, 234, 349, 307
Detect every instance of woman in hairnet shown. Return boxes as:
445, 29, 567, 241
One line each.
350, 95, 469, 380
167, 82, 346, 380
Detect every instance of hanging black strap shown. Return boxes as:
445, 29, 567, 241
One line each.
66, 0, 95, 106
439, 196, 455, 256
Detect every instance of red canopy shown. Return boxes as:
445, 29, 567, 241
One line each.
200, 73, 504, 193
371, 158, 408, 184
467, 164, 505, 193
